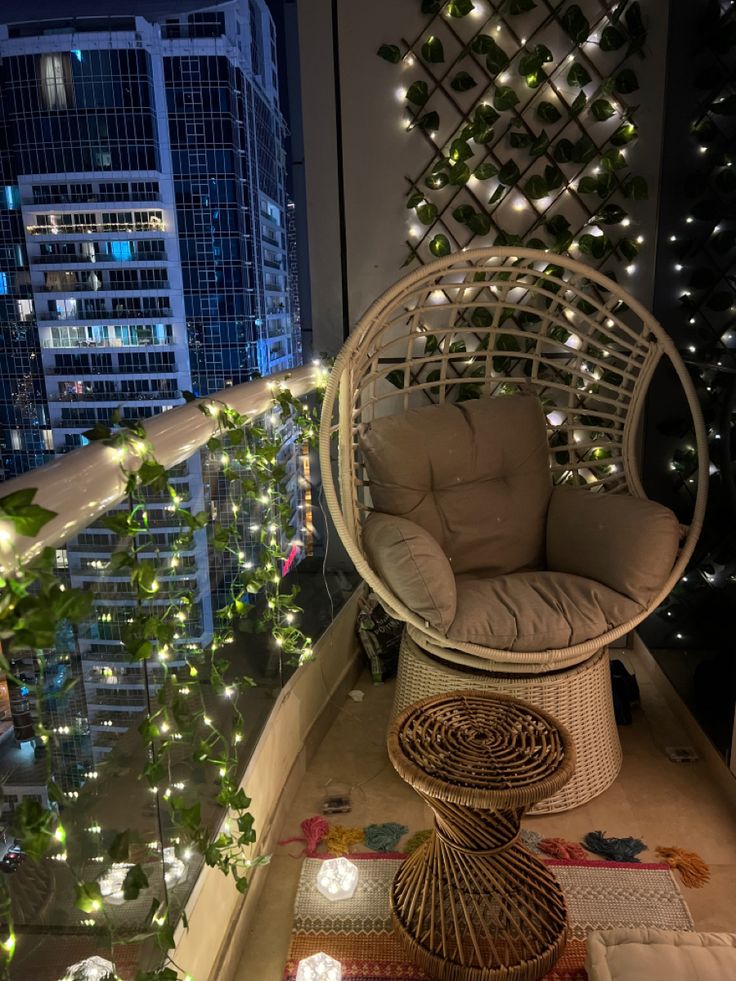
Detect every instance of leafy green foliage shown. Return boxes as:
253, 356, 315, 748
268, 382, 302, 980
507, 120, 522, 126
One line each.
494, 84, 519, 111
430, 233, 451, 256
448, 0, 474, 16
451, 71, 477, 92
0, 489, 55, 538
567, 62, 592, 87
421, 35, 445, 63
561, 5, 590, 45
591, 99, 616, 121
537, 101, 562, 123
377, 44, 401, 63
406, 81, 429, 106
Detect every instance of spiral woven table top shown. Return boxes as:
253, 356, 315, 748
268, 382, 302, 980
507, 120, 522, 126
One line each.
388, 690, 576, 810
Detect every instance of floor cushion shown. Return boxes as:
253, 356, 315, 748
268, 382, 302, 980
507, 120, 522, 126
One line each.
586, 927, 736, 981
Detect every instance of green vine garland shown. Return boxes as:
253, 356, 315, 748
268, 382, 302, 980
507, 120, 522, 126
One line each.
0, 375, 325, 981
378, 0, 648, 272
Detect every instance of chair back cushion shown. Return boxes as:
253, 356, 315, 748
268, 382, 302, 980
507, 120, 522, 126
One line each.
360, 395, 552, 577
547, 486, 681, 606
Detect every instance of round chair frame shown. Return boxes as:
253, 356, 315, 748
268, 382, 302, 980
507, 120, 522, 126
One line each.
319, 248, 708, 675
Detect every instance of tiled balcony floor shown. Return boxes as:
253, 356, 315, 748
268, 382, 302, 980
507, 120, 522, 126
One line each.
233, 651, 736, 980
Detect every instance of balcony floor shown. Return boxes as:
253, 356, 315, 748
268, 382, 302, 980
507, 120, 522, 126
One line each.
234, 651, 736, 980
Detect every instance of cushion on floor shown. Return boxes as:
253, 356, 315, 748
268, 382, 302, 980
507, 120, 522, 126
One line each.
447, 570, 644, 652
362, 512, 457, 632
547, 486, 681, 605
586, 927, 736, 981
360, 394, 552, 578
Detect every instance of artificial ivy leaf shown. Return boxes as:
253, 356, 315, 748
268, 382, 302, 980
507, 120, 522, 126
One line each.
108, 831, 131, 863
625, 1, 647, 55
509, 0, 536, 11
123, 864, 150, 901
618, 237, 640, 261
0, 489, 56, 537
406, 81, 429, 106
453, 204, 475, 223
594, 203, 627, 225
600, 148, 627, 171
537, 101, 562, 123
591, 99, 616, 121
622, 175, 648, 200
544, 164, 564, 189
450, 139, 473, 161
473, 161, 498, 180
611, 121, 637, 145
425, 171, 448, 189
561, 5, 591, 45
525, 175, 549, 199
614, 68, 639, 94
467, 211, 492, 236
494, 85, 519, 111
473, 124, 495, 144
417, 110, 440, 131
527, 237, 547, 250
706, 291, 734, 311
529, 130, 550, 157
578, 232, 611, 258
475, 103, 500, 126
485, 39, 510, 76
498, 160, 521, 185
471, 34, 493, 55
546, 214, 570, 236
510, 130, 532, 148
572, 134, 596, 163
421, 0, 443, 11
450, 71, 478, 92
421, 35, 445, 63
488, 184, 507, 205
570, 91, 587, 115
712, 94, 736, 116
524, 70, 546, 89
567, 62, 591, 87
406, 190, 423, 209
448, 161, 471, 185
386, 369, 405, 388
518, 44, 553, 77
553, 139, 574, 163
75, 881, 104, 914
600, 25, 626, 51
416, 202, 438, 225
429, 234, 451, 257
376, 44, 401, 64
448, 0, 474, 15
596, 171, 616, 197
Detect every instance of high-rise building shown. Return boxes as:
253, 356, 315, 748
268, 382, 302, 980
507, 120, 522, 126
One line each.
0, 1, 301, 782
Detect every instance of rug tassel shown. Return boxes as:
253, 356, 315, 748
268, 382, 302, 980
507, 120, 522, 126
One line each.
583, 830, 647, 862
656, 846, 711, 888
520, 829, 543, 854
278, 815, 328, 857
539, 836, 590, 862
405, 829, 432, 854
324, 824, 364, 856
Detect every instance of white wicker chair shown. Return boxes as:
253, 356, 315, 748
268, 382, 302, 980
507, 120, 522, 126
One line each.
319, 247, 707, 811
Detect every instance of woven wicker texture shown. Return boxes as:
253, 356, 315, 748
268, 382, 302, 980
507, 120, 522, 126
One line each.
387, 691, 573, 980
393, 636, 621, 814
319, 248, 707, 673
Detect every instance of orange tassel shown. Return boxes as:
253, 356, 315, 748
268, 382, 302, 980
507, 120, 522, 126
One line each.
656, 846, 711, 888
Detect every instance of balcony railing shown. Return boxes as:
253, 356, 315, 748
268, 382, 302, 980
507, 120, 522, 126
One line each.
38, 308, 174, 321
26, 220, 166, 235
48, 389, 180, 402
37, 280, 170, 292
34, 251, 168, 264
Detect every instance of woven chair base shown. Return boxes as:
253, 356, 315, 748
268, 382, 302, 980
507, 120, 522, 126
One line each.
392, 633, 622, 814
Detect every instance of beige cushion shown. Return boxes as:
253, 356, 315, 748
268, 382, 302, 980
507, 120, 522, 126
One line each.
363, 512, 456, 632
360, 395, 552, 578
547, 486, 680, 606
447, 571, 643, 652
587, 928, 736, 981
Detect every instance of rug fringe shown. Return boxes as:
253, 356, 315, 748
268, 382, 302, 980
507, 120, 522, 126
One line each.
324, 824, 364, 855
583, 830, 647, 862
539, 837, 589, 862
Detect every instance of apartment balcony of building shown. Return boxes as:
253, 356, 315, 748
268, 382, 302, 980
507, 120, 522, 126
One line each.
33, 250, 169, 265
27, 193, 163, 209
47, 389, 180, 404
35, 278, 170, 293
25, 220, 167, 236
37, 307, 175, 322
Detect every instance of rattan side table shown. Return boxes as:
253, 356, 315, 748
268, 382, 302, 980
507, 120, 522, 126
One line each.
387, 690, 576, 981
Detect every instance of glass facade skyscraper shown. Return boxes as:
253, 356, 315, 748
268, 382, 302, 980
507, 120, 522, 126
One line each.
0, 2, 300, 780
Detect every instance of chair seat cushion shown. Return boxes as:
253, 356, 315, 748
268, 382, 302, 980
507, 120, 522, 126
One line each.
586, 928, 736, 981
447, 570, 644, 653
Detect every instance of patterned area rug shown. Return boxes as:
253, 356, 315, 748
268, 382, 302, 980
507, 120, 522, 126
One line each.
283, 854, 694, 980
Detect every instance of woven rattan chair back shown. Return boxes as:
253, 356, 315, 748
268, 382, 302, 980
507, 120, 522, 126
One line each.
320, 248, 708, 671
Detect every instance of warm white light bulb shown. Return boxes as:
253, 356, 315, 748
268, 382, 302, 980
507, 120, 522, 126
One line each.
296, 952, 342, 981
315, 858, 359, 902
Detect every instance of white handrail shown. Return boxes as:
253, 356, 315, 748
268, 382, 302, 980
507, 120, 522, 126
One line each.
0, 364, 319, 575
